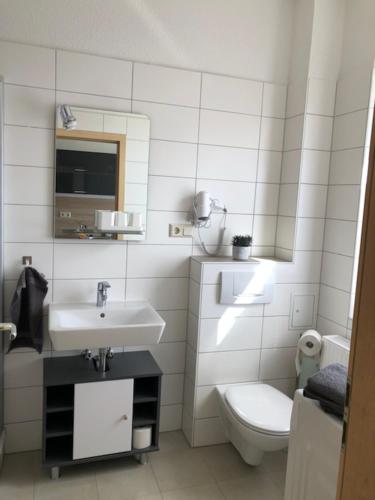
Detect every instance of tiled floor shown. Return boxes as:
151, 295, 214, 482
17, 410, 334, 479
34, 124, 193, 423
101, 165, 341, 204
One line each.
0, 431, 287, 499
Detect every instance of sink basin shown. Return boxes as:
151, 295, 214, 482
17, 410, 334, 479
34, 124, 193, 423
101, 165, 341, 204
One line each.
49, 301, 166, 351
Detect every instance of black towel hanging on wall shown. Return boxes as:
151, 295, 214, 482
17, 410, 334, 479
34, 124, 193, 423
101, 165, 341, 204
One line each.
9, 267, 48, 354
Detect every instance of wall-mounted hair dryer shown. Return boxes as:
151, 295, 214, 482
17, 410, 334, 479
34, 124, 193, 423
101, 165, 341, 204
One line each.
192, 191, 227, 256
59, 104, 77, 130
192, 191, 227, 227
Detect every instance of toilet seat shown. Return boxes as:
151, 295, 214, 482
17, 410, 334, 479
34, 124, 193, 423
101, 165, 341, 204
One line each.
224, 384, 293, 436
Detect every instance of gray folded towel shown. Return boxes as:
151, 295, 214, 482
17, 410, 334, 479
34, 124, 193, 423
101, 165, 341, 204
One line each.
303, 363, 347, 418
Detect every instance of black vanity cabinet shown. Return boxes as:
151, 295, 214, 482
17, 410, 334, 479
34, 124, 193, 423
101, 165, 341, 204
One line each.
42, 351, 162, 478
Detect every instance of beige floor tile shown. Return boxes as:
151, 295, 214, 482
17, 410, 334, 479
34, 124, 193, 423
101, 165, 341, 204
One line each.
260, 450, 287, 490
199, 444, 254, 482
34, 477, 99, 500
96, 463, 160, 500
158, 431, 190, 455
218, 473, 283, 500
150, 448, 215, 492
0, 451, 39, 500
162, 483, 224, 499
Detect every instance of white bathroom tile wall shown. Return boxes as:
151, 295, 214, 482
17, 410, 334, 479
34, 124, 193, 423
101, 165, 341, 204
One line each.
0, 41, 337, 451
4, 386, 43, 424
197, 144, 258, 182
4, 166, 53, 206
4, 85, 55, 128
149, 140, 197, 178
199, 109, 261, 149
56, 50, 132, 98
262, 83, 287, 119
4, 125, 54, 167
300, 149, 330, 184
306, 78, 336, 116
132, 100, 199, 143
317, 69, 374, 336
133, 63, 201, 107
201, 73, 262, 115
0, 41, 55, 88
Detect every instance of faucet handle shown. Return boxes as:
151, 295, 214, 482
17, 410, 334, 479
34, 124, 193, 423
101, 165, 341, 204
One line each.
98, 281, 111, 291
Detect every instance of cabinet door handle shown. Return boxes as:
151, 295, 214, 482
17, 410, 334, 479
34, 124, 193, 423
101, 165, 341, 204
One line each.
123, 414, 128, 421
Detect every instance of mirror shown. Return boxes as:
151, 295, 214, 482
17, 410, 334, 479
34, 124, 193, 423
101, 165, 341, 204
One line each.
55, 106, 150, 240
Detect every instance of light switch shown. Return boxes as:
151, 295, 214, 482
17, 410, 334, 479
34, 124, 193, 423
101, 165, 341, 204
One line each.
291, 294, 315, 328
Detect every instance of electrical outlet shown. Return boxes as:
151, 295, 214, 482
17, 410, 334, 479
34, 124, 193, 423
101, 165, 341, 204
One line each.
60, 211, 72, 218
169, 224, 193, 238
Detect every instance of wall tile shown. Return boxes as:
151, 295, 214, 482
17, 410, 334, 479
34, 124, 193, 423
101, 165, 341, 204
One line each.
148, 176, 196, 211
54, 243, 126, 279
321, 252, 354, 292
133, 100, 199, 142
159, 310, 187, 343
262, 83, 287, 118
197, 144, 257, 182
329, 148, 364, 185
260, 117, 284, 151
4, 205, 52, 243
4, 242, 53, 280
303, 114, 333, 151
4, 166, 53, 206
260, 348, 296, 380
193, 417, 227, 446
333, 110, 368, 150
53, 278, 126, 303
4, 386, 43, 424
323, 219, 357, 257
57, 50, 132, 98
126, 277, 189, 310
298, 184, 327, 218
262, 316, 301, 348
159, 405, 183, 432
284, 115, 304, 151
254, 183, 279, 215
4, 126, 54, 167
133, 63, 201, 107
4, 352, 45, 389
56, 90, 132, 112
275, 216, 296, 251
326, 185, 361, 221
257, 151, 282, 183
199, 109, 260, 149
4, 85, 55, 128
5, 420, 42, 453
127, 245, 191, 278
300, 149, 330, 184
295, 217, 325, 251
286, 80, 307, 118
161, 374, 184, 405
198, 316, 262, 352
252, 215, 277, 247
306, 78, 336, 116
318, 284, 350, 327
197, 350, 260, 385
201, 73, 262, 115
335, 69, 372, 115
149, 140, 197, 178
0, 41, 55, 88
195, 178, 255, 214
280, 150, 300, 184
278, 184, 298, 217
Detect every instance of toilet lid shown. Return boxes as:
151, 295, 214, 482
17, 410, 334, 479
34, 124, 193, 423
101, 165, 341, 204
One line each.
224, 384, 293, 435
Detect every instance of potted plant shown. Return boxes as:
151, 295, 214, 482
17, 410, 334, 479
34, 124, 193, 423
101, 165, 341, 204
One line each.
232, 234, 252, 261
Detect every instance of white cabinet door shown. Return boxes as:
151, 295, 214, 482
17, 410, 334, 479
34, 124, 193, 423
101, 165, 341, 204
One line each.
73, 379, 133, 460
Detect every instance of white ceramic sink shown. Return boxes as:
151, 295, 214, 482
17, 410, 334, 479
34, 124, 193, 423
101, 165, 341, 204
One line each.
49, 301, 166, 350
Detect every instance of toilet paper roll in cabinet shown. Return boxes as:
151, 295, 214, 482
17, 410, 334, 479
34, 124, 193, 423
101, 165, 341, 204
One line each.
295, 330, 322, 389
132, 426, 152, 450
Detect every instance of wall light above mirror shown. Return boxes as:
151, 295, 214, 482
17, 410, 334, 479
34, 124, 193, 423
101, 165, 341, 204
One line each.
55, 106, 150, 240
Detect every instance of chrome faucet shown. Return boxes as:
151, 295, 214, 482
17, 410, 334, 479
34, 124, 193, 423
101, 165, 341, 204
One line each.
97, 281, 111, 307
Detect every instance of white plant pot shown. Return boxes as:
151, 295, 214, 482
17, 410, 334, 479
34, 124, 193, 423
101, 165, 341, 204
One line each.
232, 246, 250, 261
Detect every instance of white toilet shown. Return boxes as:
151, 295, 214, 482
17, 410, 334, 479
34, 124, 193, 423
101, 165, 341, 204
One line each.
217, 383, 293, 466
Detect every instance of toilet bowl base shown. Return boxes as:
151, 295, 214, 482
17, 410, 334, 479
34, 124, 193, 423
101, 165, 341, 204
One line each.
230, 428, 264, 466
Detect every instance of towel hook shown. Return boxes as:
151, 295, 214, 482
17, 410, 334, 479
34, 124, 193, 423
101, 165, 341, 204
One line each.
22, 256, 32, 266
